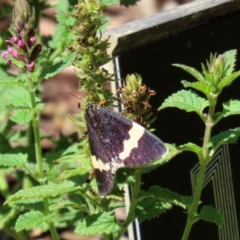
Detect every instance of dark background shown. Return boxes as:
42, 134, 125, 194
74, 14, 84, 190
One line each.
118, 11, 240, 240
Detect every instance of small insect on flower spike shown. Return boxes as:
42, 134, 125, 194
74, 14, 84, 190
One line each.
85, 103, 168, 197
57, 90, 168, 197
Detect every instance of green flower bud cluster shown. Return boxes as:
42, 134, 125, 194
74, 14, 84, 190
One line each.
118, 74, 157, 128
202, 52, 229, 92
70, 0, 113, 106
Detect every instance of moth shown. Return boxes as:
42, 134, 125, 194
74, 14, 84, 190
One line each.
85, 103, 168, 197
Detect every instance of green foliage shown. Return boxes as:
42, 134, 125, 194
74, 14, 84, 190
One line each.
1, 0, 240, 240
199, 205, 224, 226
159, 90, 208, 121
6, 182, 78, 203
0, 153, 27, 167
15, 211, 48, 231
165, 49, 240, 239
210, 128, 240, 151
136, 199, 171, 222
75, 212, 121, 236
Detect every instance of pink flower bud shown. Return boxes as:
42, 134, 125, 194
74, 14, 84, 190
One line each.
27, 61, 35, 72
11, 36, 19, 43
1, 51, 12, 65
7, 46, 19, 57
17, 39, 27, 50
29, 36, 37, 46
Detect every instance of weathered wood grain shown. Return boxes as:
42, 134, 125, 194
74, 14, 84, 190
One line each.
104, 0, 240, 55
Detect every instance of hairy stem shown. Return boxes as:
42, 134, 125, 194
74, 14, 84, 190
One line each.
181, 94, 218, 240
27, 75, 60, 240
115, 169, 142, 240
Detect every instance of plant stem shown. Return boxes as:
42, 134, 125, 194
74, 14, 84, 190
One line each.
181, 94, 217, 240
115, 169, 142, 240
27, 75, 60, 240
181, 163, 207, 240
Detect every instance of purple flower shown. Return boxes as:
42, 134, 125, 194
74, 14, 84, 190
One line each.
26, 61, 35, 72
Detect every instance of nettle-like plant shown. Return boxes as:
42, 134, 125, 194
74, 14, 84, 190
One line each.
0, 0, 240, 240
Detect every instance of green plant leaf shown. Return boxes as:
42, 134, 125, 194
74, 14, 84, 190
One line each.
0, 70, 17, 82
40, 60, 72, 80
45, 144, 79, 164
146, 186, 192, 208
10, 109, 32, 124
159, 90, 208, 118
199, 205, 224, 226
75, 212, 121, 236
4, 85, 31, 108
222, 49, 237, 76
0, 153, 27, 167
6, 181, 78, 203
136, 199, 171, 222
59, 168, 89, 181
173, 64, 206, 82
215, 99, 240, 122
181, 80, 215, 96
116, 168, 136, 190
178, 143, 202, 156
51, 208, 84, 228
13, 199, 45, 212
210, 128, 240, 149
218, 71, 240, 89
15, 211, 49, 232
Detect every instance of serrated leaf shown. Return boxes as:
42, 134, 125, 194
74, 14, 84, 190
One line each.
173, 64, 206, 82
223, 49, 237, 76
199, 205, 224, 226
215, 99, 240, 122
45, 145, 79, 164
75, 212, 121, 236
52, 209, 84, 228
59, 168, 89, 181
109, 201, 125, 210
178, 143, 202, 155
4, 86, 31, 108
181, 80, 215, 96
0, 153, 27, 167
13, 199, 45, 212
40, 60, 71, 80
210, 128, 240, 149
159, 90, 208, 118
15, 211, 47, 232
6, 181, 78, 203
218, 71, 240, 89
146, 186, 192, 208
136, 199, 171, 222
10, 109, 32, 124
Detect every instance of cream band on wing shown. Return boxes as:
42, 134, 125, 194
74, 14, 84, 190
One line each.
119, 122, 145, 160
91, 155, 110, 172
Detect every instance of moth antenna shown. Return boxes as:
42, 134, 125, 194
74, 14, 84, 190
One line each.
55, 89, 83, 102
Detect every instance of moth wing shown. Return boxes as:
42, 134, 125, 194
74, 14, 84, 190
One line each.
87, 106, 167, 166
86, 118, 114, 197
